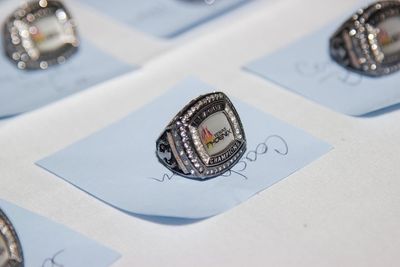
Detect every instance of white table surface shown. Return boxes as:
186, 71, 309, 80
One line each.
0, 0, 399, 266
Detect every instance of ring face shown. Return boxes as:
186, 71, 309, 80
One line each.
0, 209, 24, 267
3, 0, 79, 70
156, 92, 246, 180
330, 1, 400, 77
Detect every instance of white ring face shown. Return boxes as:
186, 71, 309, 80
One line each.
377, 16, 400, 56
198, 111, 235, 156
31, 13, 72, 53
3, 0, 79, 70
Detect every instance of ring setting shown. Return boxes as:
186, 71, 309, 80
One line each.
156, 92, 247, 180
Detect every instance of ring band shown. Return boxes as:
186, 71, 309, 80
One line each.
0, 208, 24, 267
330, 1, 400, 77
3, 0, 79, 70
156, 92, 247, 180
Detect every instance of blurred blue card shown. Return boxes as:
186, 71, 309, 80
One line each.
0, 40, 134, 118
245, 20, 400, 116
37, 77, 332, 220
80, 0, 250, 38
0, 199, 120, 266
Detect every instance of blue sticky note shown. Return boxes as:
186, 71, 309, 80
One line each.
80, 0, 250, 38
245, 19, 400, 116
0, 199, 120, 267
0, 39, 135, 118
37, 77, 332, 220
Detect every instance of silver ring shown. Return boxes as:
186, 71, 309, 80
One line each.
3, 0, 79, 70
156, 92, 247, 180
330, 1, 400, 77
0, 208, 24, 267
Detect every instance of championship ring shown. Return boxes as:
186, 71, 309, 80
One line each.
330, 1, 400, 77
3, 0, 79, 70
156, 92, 247, 180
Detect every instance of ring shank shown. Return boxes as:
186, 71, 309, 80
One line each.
156, 129, 187, 176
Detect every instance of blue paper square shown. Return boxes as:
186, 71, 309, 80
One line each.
245, 19, 400, 116
0, 199, 120, 266
80, 0, 250, 38
0, 39, 135, 118
37, 77, 332, 220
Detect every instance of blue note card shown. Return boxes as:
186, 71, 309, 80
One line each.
80, 0, 250, 38
245, 19, 400, 116
0, 199, 120, 267
0, 39, 134, 118
37, 77, 332, 220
